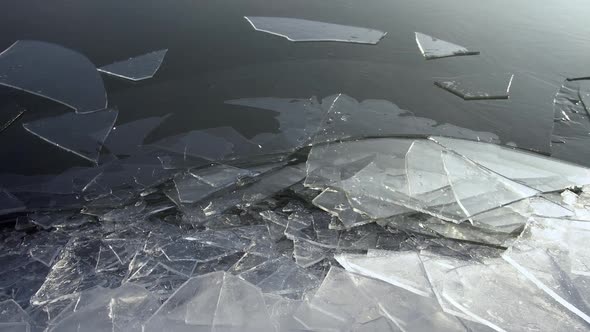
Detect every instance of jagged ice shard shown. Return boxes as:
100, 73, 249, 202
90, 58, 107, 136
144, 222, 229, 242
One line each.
244, 16, 387, 44
434, 73, 514, 100
98, 49, 168, 81
0, 40, 107, 113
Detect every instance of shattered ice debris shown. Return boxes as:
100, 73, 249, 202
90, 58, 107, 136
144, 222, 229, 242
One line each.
22, 108, 118, 163
49, 284, 160, 332
434, 73, 514, 100
415, 32, 480, 60
0, 40, 107, 113
143, 271, 275, 332
174, 165, 256, 204
98, 49, 168, 81
244, 16, 386, 44
502, 217, 590, 324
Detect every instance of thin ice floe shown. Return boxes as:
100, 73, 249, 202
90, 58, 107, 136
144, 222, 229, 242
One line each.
244, 16, 387, 44
103, 114, 169, 156
22, 108, 118, 163
415, 32, 480, 60
97, 49, 168, 81
0, 40, 107, 113
434, 73, 514, 100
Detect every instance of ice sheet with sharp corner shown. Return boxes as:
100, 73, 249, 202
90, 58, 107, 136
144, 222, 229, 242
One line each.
434, 73, 514, 100
0, 190, 25, 215
0, 300, 30, 324
173, 173, 220, 204
22, 108, 118, 164
336, 251, 433, 297
293, 239, 327, 267
103, 115, 169, 156
152, 129, 234, 161
312, 188, 373, 228
431, 136, 590, 192
415, 32, 480, 60
351, 268, 471, 332
502, 217, 590, 323
97, 49, 167, 81
312, 94, 498, 145
421, 251, 590, 331
244, 16, 386, 44
0, 40, 107, 113
551, 79, 590, 163
181, 164, 306, 224
237, 255, 320, 297
143, 271, 274, 332
48, 284, 159, 332
292, 267, 384, 331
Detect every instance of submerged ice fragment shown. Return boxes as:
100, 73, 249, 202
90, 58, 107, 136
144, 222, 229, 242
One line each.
22, 108, 118, 163
0, 190, 25, 215
244, 17, 386, 44
0, 40, 107, 113
415, 32, 479, 60
98, 49, 167, 81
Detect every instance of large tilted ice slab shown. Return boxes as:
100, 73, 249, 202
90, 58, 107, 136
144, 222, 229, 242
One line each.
306, 138, 539, 224
415, 32, 479, 60
244, 16, 386, 44
98, 49, 167, 81
503, 217, 590, 324
22, 108, 118, 164
0, 40, 107, 113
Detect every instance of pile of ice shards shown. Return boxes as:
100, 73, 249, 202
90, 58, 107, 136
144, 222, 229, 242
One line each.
2, 39, 590, 332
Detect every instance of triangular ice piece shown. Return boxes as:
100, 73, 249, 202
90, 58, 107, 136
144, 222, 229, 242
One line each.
415, 32, 479, 60
434, 73, 514, 100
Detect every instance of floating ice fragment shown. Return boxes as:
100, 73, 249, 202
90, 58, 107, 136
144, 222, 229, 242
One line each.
97, 49, 167, 81
434, 73, 514, 100
244, 16, 386, 44
415, 32, 479, 60
293, 240, 327, 267
22, 108, 118, 163
0, 40, 107, 113
28, 245, 63, 267
0, 190, 25, 215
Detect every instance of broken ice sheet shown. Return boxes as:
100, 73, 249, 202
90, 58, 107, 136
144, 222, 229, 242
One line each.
103, 115, 169, 156
143, 271, 275, 332
28, 245, 63, 267
551, 79, 590, 163
431, 136, 590, 192
22, 108, 118, 163
244, 16, 386, 44
312, 94, 499, 145
0, 40, 107, 113
293, 239, 327, 267
292, 267, 383, 331
49, 284, 159, 332
0, 190, 25, 215
312, 188, 373, 228
336, 251, 433, 297
97, 49, 167, 81
434, 73, 514, 100
415, 32, 479, 60
502, 217, 590, 324
421, 252, 590, 331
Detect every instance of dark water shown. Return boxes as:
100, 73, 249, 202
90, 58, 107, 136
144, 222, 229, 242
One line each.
1, 0, 589, 175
